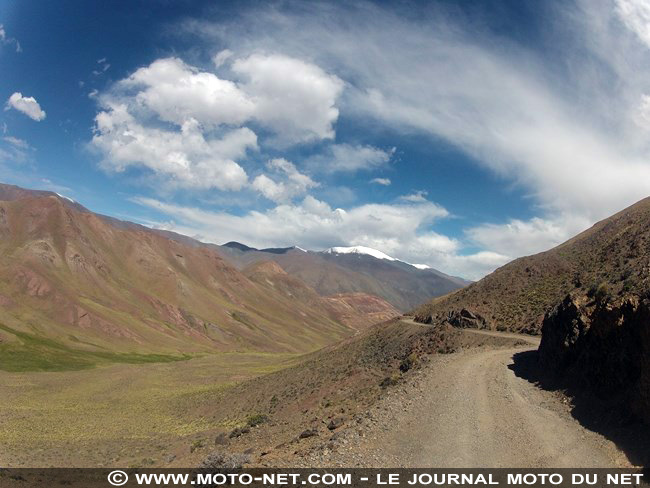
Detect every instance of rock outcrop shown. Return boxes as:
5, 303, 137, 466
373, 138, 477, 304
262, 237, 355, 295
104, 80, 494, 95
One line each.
538, 292, 650, 424
446, 308, 487, 329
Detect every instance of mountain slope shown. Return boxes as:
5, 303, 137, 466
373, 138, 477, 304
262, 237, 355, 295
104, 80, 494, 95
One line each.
219, 243, 468, 311
241, 260, 399, 329
414, 197, 650, 333
0, 184, 362, 369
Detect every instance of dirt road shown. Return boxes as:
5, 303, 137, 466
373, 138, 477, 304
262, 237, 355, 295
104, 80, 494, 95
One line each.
309, 324, 630, 467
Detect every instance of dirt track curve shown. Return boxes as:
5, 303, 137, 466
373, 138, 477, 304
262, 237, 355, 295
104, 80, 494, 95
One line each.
308, 322, 631, 467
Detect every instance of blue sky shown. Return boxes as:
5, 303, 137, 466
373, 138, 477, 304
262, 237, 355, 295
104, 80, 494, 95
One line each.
3, 0, 650, 279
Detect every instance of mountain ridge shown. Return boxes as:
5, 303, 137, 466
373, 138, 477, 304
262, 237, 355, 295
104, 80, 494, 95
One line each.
0, 183, 397, 370
218, 241, 469, 311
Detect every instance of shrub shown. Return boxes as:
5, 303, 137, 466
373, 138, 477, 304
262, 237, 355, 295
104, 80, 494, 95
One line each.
229, 427, 250, 438
399, 352, 418, 373
245, 414, 268, 427
594, 282, 610, 302
190, 439, 205, 453
198, 451, 250, 469
379, 374, 399, 388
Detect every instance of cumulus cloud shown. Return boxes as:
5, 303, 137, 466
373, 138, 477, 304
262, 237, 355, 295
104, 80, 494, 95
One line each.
92, 104, 255, 190
465, 214, 592, 259
135, 194, 503, 280
232, 53, 344, 144
91, 54, 344, 188
252, 158, 318, 202
120, 57, 255, 127
370, 177, 391, 185
5, 93, 46, 121
307, 143, 394, 173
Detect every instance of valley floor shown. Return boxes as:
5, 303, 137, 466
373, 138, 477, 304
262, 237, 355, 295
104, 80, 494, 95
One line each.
1, 323, 640, 468
293, 326, 632, 468
0, 352, 297, 467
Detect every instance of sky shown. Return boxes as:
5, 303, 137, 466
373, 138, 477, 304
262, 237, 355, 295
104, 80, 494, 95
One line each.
2, 0, 650, 280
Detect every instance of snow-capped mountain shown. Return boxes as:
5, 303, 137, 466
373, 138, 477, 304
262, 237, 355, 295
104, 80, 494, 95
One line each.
323, 245, 397, 261
219, 241, 470, 311
323, 246, 435, 271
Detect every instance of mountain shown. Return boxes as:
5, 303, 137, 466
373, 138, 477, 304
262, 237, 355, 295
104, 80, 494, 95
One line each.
241, 260, 399, 330
414, 197, 650, 333
413, 196, 650, 424
0, 183, 396, 370
218, 243, 469, 311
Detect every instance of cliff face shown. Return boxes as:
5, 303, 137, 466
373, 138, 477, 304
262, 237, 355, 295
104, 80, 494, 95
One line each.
538, 292, 650, 424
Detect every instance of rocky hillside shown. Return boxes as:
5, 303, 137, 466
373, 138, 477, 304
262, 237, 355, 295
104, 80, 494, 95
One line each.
413, 195, 650, 426
414, 196, 650, 334
0, 184, 387, 370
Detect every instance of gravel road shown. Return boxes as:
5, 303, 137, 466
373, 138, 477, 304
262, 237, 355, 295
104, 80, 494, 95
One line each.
306, 326, 630, 467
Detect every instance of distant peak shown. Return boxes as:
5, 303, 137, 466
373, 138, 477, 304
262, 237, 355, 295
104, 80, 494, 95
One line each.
260, 246, 298, 255
411, 263, 431, 270
222, 241, 257, 252
323, 246, 397, 261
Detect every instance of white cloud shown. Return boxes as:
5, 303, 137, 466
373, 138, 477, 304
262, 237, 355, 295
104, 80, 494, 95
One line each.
232, 53, 344, 144
135, 193, 450, 255
91, 54, 344, 189
0, 24, 21, 52
213, 49, 233, 67
178, 1, 650, 270
3, 136, 29, 149
307, 143, 394, 173
135, 194, 509, 280
5, 92, 46, 121
121, 57, 255, 127
252, 158, 318, 202
92, 57, 110, 76
466, 214, 591, 259
400, 190, 428, 203
616, 0, 650, 47
370, 177, 391, 185
92, 104, 255, 190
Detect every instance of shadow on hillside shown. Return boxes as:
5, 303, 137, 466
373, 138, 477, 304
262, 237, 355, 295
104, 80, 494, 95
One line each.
509, 350, 650, 471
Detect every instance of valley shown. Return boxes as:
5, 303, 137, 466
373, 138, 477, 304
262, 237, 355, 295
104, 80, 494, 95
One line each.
0, 183, 649, 469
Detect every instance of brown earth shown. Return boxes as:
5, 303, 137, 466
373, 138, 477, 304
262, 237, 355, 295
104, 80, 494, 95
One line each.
175, 323, 634, 468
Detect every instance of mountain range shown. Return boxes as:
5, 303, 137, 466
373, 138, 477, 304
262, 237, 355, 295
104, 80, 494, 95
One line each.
218, 242, 469, 311
0, 182, 468, 371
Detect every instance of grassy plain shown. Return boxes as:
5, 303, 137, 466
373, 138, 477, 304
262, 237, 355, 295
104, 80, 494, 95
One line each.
0, 352, 297, 467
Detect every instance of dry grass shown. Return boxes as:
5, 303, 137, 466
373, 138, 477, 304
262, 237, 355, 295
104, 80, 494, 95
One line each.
0, 352, 297, 467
